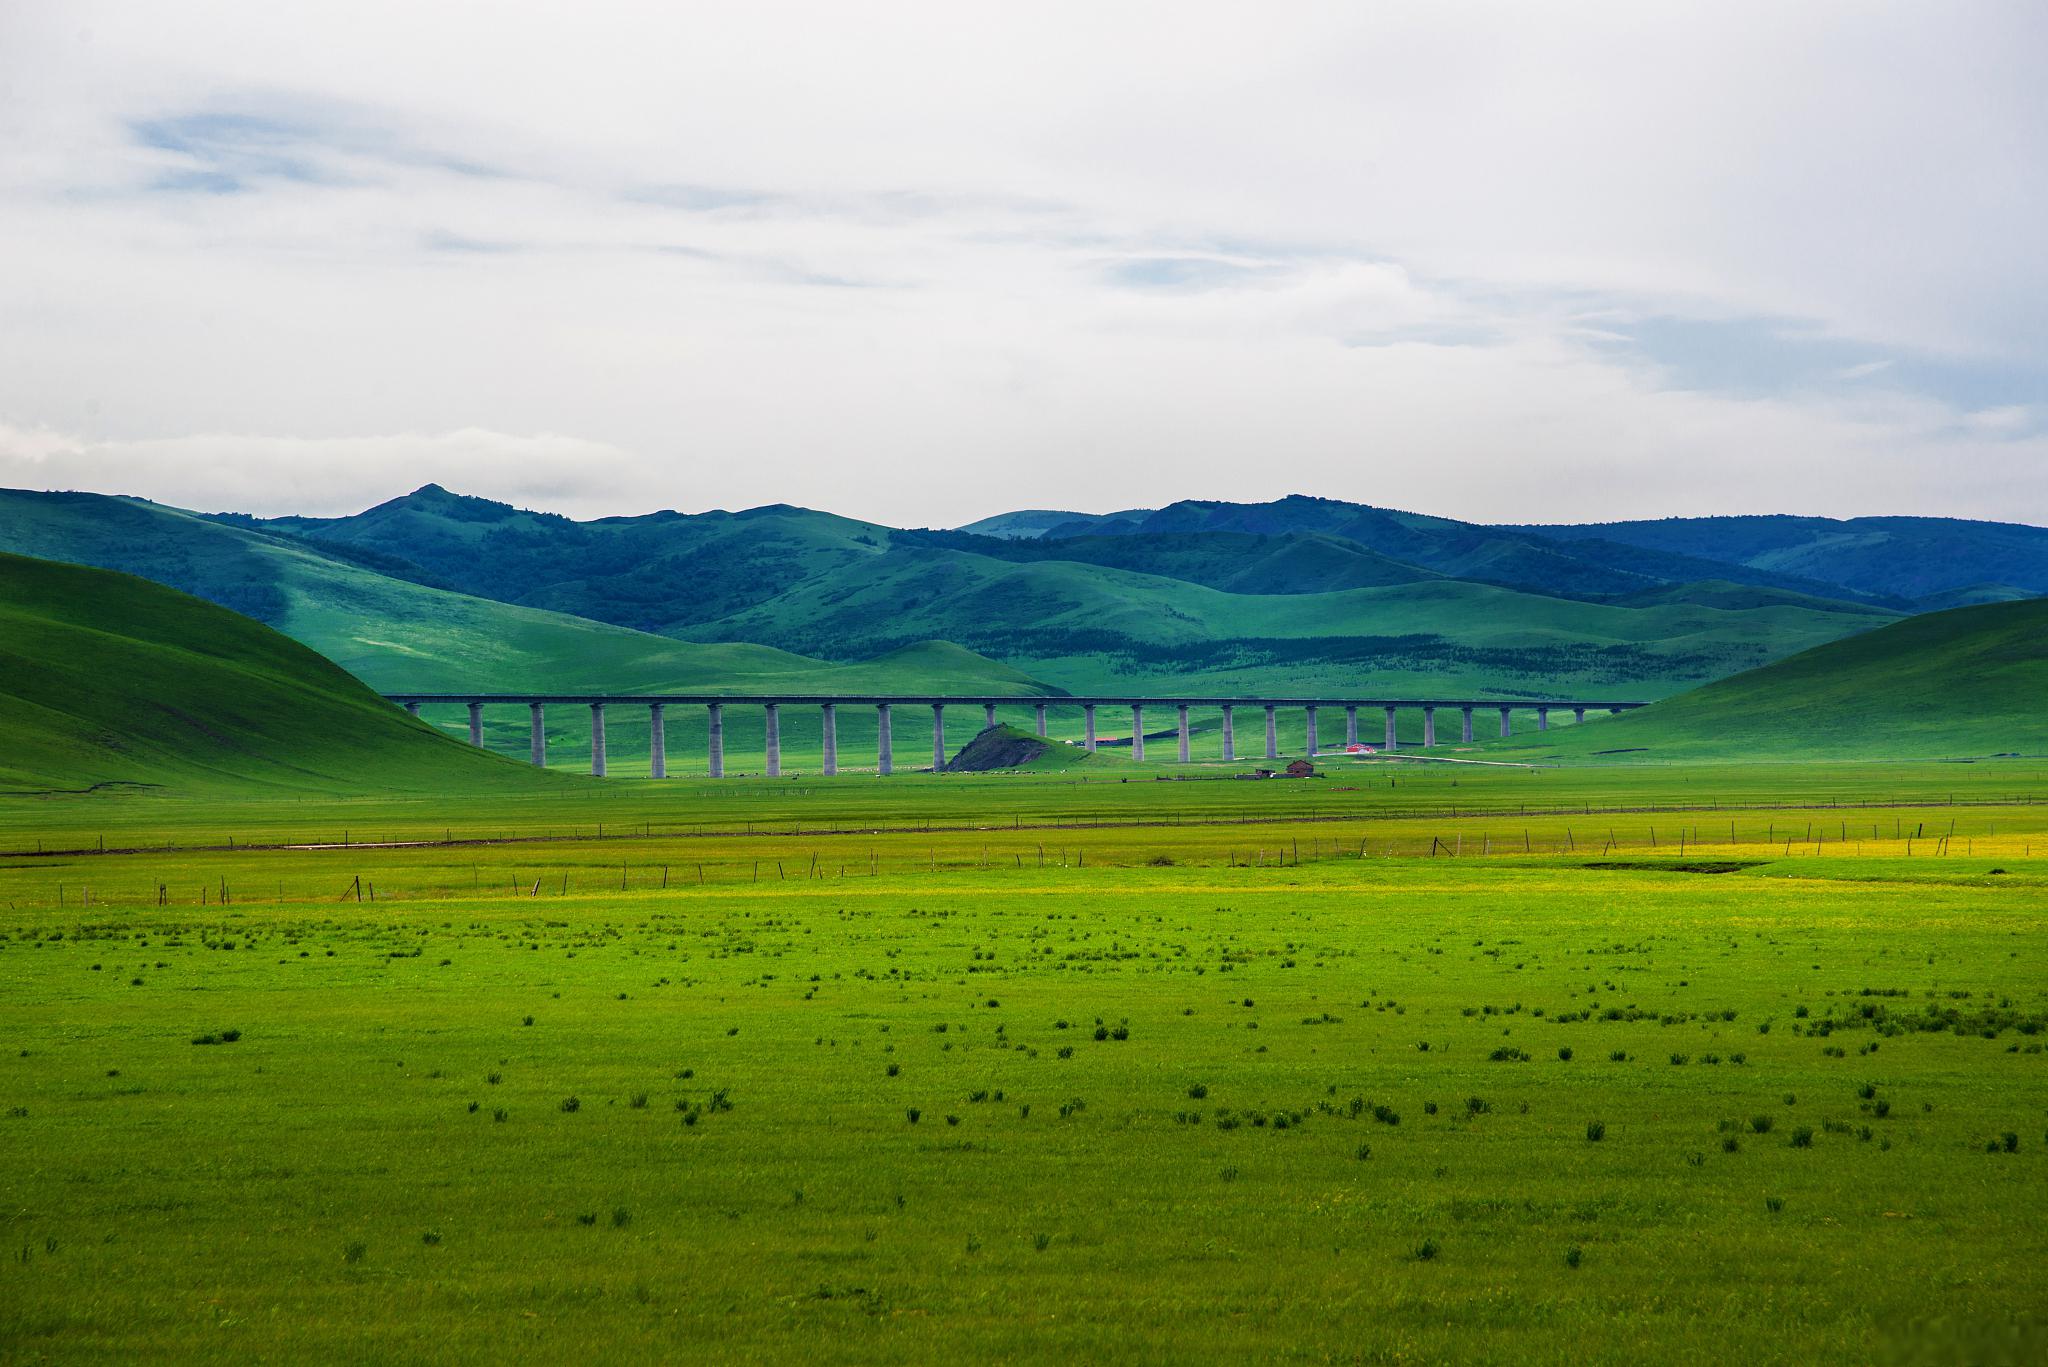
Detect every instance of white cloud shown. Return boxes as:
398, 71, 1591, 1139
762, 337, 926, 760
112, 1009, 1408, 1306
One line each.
0, 0, 2042, 525
0, 424, 651, 517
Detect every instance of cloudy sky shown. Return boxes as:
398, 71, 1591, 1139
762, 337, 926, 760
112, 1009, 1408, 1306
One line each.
1, 1, 2043, 525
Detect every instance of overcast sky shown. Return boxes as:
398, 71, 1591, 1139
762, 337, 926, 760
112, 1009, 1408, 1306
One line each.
1, 1, 2043, 525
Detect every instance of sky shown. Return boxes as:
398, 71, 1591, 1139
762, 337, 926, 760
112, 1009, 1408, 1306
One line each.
0, 1, 2043, 526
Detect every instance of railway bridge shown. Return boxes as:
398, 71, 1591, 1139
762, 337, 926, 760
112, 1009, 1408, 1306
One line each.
384, 694, 1650, 777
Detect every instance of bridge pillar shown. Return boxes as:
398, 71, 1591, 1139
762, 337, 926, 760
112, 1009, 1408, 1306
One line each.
1084, 704, 1097, 752
877, 704, 893, 775
1384, 704, 1398, 752
404, 701, 421, 717
1177, 704, 1191, 762
984, 702, 997, 729
821, 703, 837, 775
1574, 706, 1586, 723
765, 703, 781, 777
1538, 706, 1550, 732
467, 701, 484, 747
1264, 705, 1278, 760
1305, 704, 1319, 756
530, 702, 547, 766
1221, 704, 1235, 761
590, 703, 607, 777
649, 703, 667, 778
1034, 703, 1047, 737
1131, 704, 1145, 761
1423, 705, 1436, 748
1461, 706, 1475, 743
932, 703, 946, 772
1609, 707, 1624, 715
1345, 705, 1358, 747
707, 703, 724, 778
1498, 706, 1512, 738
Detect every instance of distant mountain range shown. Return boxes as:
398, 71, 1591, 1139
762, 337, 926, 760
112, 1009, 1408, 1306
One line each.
1, 486, 2038, 711
959, 496, 2048, 605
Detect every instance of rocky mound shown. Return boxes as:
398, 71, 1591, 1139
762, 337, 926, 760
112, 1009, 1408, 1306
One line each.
944, 724, 1054, 772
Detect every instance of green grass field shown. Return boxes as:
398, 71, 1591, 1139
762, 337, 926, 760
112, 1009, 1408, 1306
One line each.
3, 758, 2046, 1363
4, 549, 2045, 1361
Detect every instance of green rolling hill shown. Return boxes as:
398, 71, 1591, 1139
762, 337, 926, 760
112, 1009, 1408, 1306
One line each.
3, 481, 2037, 775
0, 492, 1056, 775
0, 553, 556, 794
249, 485, 1900, 617
901, 528, 1440, 594
681, 543, 1895, 697
239, 483, 896, 634
1505, 513, 2048, 604
205, 485, 1900, 697
1494, 598, 2048, 761
973, 496, 2048, 607
2, 488, 1898, 712
974, 495, 1900, 603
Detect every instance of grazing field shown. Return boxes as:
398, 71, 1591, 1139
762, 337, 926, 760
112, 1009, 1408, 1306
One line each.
3, 763, 2046, 1362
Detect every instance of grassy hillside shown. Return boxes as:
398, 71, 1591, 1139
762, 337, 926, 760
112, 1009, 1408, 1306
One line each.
0, 492, 1056, 775
1497, 598, 2048, 760
686, 544, 1895, 697
247, 484, 896, 633
1025, 495, 1884, 602
1512, 514, 2048, 602
268, 486, 1895, 622
903, 529, 1440, 594
0, 553, 558, 794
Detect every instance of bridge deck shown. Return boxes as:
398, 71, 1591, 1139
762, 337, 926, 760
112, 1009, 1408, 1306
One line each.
386, 693, 1649, 709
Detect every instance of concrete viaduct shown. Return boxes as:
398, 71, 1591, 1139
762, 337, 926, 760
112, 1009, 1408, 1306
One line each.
386, 694, 1649, 777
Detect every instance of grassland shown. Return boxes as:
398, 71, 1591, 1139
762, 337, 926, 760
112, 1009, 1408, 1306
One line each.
3, 759, 2045, 1363
3, 544, 2044, 1360
0, 553, 554, 796
1501, 598, 2048, 762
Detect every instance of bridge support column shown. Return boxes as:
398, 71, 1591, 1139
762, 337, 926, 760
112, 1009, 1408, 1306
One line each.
821, 703, 837, 775
1462, 706, 1475, 743
467, 701, 484, 747
1498, 706, 1512, 738
983, 702, 997, 729
649, 703, 667, 778
1345, 705, 1358, 747
1131, 704, 1144, 761
1177, 704, 1191, 762
1384, 704, 1398, 752
932, 703, 947, 772
1084, 705, 1097, 752
589, 703, 607, 777
1034, 703, 1047, 736
1538, 706, 1550, 732
1305, 705, 1319, 756
765, 703, 781, 777
707, 703, 724, 777
404, 701, 421, 717
876, 704, 893, 775
1221, 705, 1235, 760
1423, 705, 1436, 748
1609, 707, 1624, 716
1574, 706, 1586, 723
529, 703, 547, 766
1264, 705, 1278, 760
